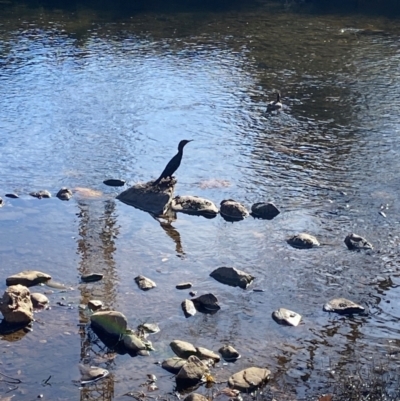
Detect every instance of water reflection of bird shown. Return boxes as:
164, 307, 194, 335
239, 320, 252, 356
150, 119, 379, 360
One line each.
267, 92, 282, 111
152, 140, 193, 186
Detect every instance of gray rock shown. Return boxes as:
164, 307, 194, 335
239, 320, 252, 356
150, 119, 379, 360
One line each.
81, 273, 103, 283
176, 355, 209, 385
134, 275, 156, 291
5, 193, 19, 199
192, 293, 220, 313
344, 233, 373, 250
90, 310, 128, 336
171, 195, 219, 218
0, 284, 33, 324
138, 322, 160, 334
6, 270, 51, 287
117, 178, 176, 216
29, 190, 51, 199
123, 333, 147, 353
103, 179, 126, 187
251, 202, 280, 220
228, 367, 271, 392
287, 233, 320, 249
184, 394, 209, 401
88, 300, 103, 311
196, 346, 220, 362
220, 199, 249, 221
57, 187, 73, 201
30, 293, 49, 308
219, 345, 240, 362
170, 340, 197, 359
162, 357, 187, 373
176, 282, 193, 290
272, 308, 302, 326
210, 267, 254, 289
323, 298, 365, 315
182, 299, 197, 318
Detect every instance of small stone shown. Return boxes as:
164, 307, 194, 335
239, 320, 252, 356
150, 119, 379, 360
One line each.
103, 179, 126, 187
88, 300, 103, 311
170, 340, 197, 359
162, 357, 187, 373
138, 322, 160, 334
176, 282, 192, 290
192, 293, 220, 313
57, 187, 73, 201
189, 291, 197, 297
323, 298, 365, 315
6, 270, 51, 287
81, 273, 103, 283
135, 275, 156, 291
5, 193, 19, 199
220, 199, 249, 221
344, 233, 373, 250
210, 267, 254, 289
272, 308, 302, 326
30, 293, 49, 308
196, 346, 220, 362
171, 195, 219, 218
219, 345, 240, 362
228, 367, 271, 392
287, 233, 320, 249
29, 190, 51, 199
182, 299, 197, 318
251, 202, 280, 220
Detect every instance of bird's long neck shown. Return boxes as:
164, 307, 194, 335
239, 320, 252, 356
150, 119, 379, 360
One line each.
276, 93, 280, 102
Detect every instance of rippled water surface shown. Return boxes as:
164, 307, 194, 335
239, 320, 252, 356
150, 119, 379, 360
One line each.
1, 1, 400, 399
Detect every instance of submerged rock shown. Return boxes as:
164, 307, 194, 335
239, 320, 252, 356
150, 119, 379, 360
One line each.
162, 357, 187, 373
272, 308, 302, 326
29, 190, 51, 199
344, 233, 373, 250
5, 193, 19, 199
30, 293, 49, 309
182, 299, 197, 318
323, 298, 365, 315
251, 202, 280, 220
0, 284, 33, 324
6, 270, 51, 287
103, 179, 126, 187
287, 233, 320, 249
116, 178, 176, 216
192, 293, 220, 313
228, 367, 271, 392
210, 266, 254, 289
220, 199, 249, 221
57, 187, 73, 201
170, 340, 197, 359
81, 273, 103, 283
171, 195, 219, 218
134, 275, 156, 291
90, 310, 128, 337
219, 345, 241, 362
176, 355, 209, 386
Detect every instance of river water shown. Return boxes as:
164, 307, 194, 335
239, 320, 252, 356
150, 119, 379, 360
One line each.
1, 1, 400, 400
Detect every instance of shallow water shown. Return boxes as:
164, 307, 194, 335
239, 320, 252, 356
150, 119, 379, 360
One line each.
1, 1, 400, 399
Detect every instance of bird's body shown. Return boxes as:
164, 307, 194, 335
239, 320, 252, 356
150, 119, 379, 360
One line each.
267, 92, 282, 111
152, 139, 192, 186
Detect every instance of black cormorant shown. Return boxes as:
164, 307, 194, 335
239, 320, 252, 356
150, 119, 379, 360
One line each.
267, 92, 282, 111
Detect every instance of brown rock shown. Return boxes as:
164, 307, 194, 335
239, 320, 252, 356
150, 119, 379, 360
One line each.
135, 275, 156, 291
170, 340, 197, 358
228, 367, 271, 392
6, 270, 51, 287
196, 346, 220, 362
0, 284, 33, 324
176, 355, 209, 384
184, 394, 209, 401
30, 293, 49, 308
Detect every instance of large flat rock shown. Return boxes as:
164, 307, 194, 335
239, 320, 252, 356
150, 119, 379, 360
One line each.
6, 270, 51, 287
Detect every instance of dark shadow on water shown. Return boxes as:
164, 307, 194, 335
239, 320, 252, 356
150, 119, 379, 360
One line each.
0, 320, 31, 341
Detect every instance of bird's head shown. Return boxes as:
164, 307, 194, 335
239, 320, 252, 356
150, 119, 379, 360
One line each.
178, 139, 193, 151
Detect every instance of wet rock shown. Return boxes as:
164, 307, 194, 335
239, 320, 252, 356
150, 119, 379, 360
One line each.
81, 273, 103, 283
171, 195, 219, 218
170, 340, 197, 359
134, 275, 156, 291
6, 270, 51, 287
5, 193, 19, 199
184, 393, 208, 401
176, 355, 209, 386
116, 178, 176, 216
220, 199, 249, 222
219, 345, 241, 362
90, 311, 128, 336
210, 266, 254, 289
323, 298, 365, 315
196, 346, 220, 362
123, 333, 147, 354
29, 190, 51, 199
182, 299, 197, 318
0, 197, 3, 207
0, 284, 33, 324
192, 293, 220, 313
176, 282, 193, 290
228, 367, 271, 392
138, 322, 160, 334
251, 202, 280, 220
57, 187, 73, 201
162, 357, 187, 373
344, 233, 373, 250
103, 179, 126, 187
30, 293, 49, 309
287, 233, 320, 249
272, 308, 302, 326
79, 364, 109, 385
88, 300, 103, 311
